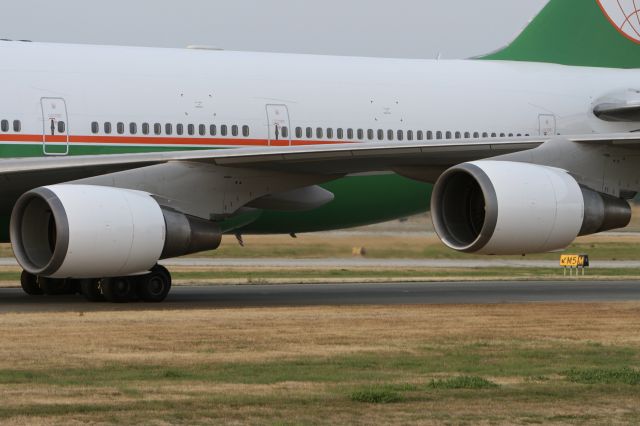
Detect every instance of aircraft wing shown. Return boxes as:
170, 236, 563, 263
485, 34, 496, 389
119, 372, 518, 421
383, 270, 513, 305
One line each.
0, 137, 542, 179
1, 132, 639, 210
0, 137, 543, 213
570, 133, 640, 148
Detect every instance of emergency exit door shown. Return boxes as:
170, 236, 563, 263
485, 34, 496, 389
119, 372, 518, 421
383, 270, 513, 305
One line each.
41, 97, 69, 155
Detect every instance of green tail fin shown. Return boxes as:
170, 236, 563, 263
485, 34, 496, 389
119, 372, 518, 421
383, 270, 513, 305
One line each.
482, 0, 640, 68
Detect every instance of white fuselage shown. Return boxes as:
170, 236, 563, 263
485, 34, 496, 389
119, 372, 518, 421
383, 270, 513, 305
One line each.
0, 41, 638, 154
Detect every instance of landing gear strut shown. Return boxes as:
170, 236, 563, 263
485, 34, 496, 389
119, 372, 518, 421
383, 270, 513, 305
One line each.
20, 265, 173, 303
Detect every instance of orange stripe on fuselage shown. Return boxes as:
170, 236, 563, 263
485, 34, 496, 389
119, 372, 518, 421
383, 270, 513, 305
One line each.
0, 133, 355, 147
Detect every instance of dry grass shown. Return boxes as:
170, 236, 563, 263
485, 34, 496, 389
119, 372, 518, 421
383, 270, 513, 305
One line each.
0, 303, 639, 424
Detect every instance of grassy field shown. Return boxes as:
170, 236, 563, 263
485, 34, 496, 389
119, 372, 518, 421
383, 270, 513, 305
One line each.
0, 303, 639, 424
1, 214, 639, 423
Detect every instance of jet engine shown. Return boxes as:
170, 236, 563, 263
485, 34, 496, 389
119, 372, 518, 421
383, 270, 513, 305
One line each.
431, 161, 631, 255
10, 185, 221, 278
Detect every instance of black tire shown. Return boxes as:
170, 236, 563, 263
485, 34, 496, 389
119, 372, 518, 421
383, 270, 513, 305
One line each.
137, 265, 172, 303
101, 277, 135, 303
20, 271, 43, 295
80, 279, 104, 302
39, 277, 74, 295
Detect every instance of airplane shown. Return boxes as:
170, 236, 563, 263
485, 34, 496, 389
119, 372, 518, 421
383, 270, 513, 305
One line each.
2, 0, 640, 303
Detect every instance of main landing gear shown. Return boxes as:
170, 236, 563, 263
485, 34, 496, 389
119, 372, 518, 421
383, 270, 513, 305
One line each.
19, 265, 172, 303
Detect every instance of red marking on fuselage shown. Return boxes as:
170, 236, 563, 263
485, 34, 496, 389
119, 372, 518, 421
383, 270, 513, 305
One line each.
0, 133, 357, 147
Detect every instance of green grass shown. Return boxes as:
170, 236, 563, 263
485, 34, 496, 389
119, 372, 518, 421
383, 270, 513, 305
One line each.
427, 376, 498, 389
203, 240, 640, 261
1, 342, 636, 387
0, 267, 639, 286
349, 386, 405, 403
565, 367, 640, 385
1, 340, 639, 423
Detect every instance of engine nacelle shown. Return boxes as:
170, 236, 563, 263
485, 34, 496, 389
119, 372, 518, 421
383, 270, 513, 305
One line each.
10, 185, 222, 278
431, 161, 631, 255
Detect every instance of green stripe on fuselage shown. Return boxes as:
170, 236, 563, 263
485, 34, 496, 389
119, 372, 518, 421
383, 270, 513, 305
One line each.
0, 144, 431, 240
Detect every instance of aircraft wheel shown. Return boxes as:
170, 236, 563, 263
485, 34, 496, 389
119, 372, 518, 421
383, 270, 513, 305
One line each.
137, 265, 172, 303
20, 271, 44, 295
39, 277, 74, 295
101, 277, 136, 303
80, 279, 104, 302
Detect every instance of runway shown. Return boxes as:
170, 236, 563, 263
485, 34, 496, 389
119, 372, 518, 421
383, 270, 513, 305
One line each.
0, 281, 639, 312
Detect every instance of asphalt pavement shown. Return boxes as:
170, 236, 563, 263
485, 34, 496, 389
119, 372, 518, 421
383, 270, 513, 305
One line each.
0, 281, 639, 312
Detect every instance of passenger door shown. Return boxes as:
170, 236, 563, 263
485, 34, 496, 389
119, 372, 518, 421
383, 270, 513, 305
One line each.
41, 97, 69, 155
538, 114, 556, 137
266, 104, 291, 146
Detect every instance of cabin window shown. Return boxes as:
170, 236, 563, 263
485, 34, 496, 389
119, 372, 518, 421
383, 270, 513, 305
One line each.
316, 127, 323, 138
427, 131, 434, 140
130, 123, 137, 135
491, 133, 497, 137
0, 120, 8, 132
517, 133, 522, 137
417, 130, 423, 140
306, 127, 312, 138
508, 133, 513, 137
281, 126, 288, 138
176, 124, 183, 135
347, 129, 354, 139
165, 123, 173, 135
326, 128, 334, 139
295, 127, 302, 138
387, 130, 394, 140
455, 131, 461, 139
116, 122, 124, 135
446, 131, 452, 139
377, 129, 384, 140
407, 130, 413, 141
91, 122, 99, 134
210, 125, 216, 136
104, 122, 112, 134
221, 125, 228, 136
464, 132, 470, 138
154, 123, 161, 135
359, 129, 366, 140
199, 124, 206, 136
436, 131, 442, 140
142, 123, 150, 135
337, 128, 344, 139
500, 133, 505, 137
243, 125, 250, 137
57, 121, 65, 133
11, 120, 20, 132
473, 132, 479, 138
188, 124, 195, 136
482, 132, 488, 138
397, 130, 404, 141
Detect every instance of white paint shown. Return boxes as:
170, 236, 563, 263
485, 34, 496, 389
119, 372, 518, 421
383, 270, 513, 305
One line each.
0, 40, 639, 153
46, 185, 166, 278
469, 161, 584, 255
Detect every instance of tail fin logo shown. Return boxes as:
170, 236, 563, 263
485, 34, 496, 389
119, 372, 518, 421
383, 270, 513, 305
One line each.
597, 0, 640, 43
